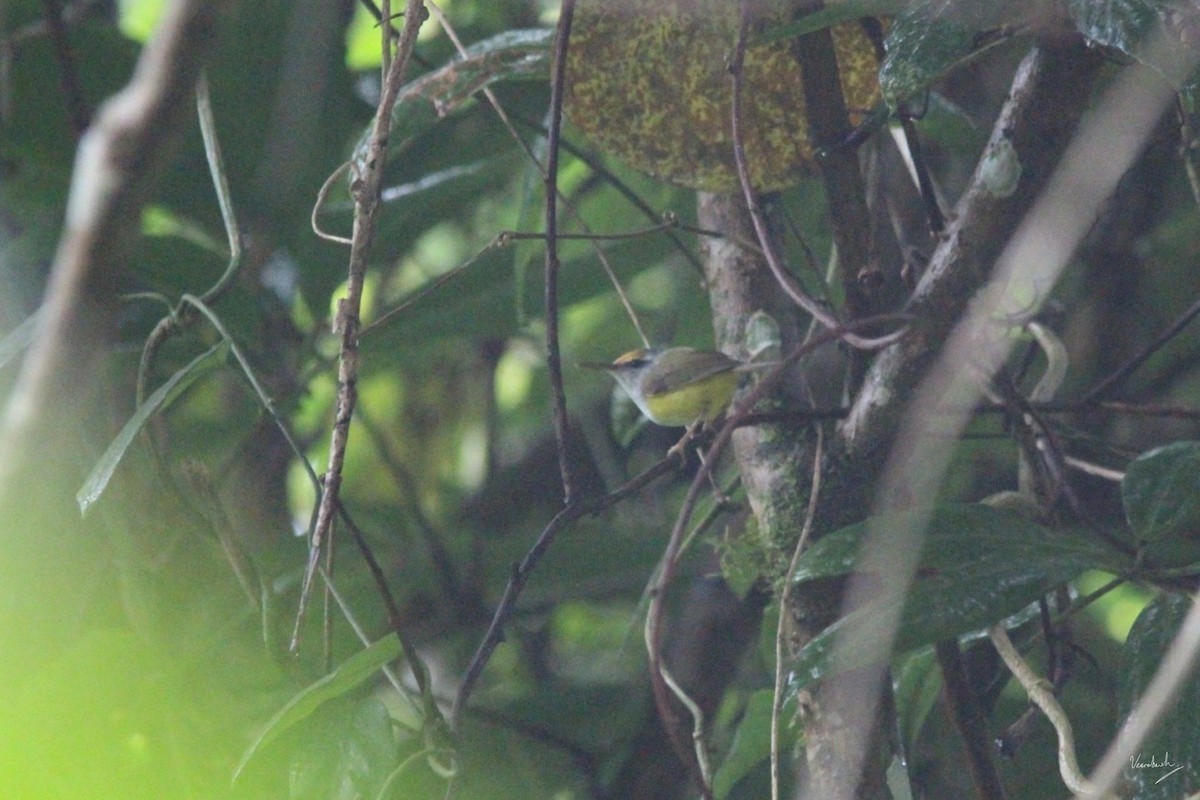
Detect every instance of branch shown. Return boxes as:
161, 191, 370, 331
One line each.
450, 452, 679, 730
936, 638, 1008, 800
791, 16, 873, 323
293, 0, 429, 649
817, 28, 1192, 800
830, 36, 1106, 521
0, 0, 231, 506
543, 0, 577, 502
727, 4, 899, 351
988, 624, 1099, 797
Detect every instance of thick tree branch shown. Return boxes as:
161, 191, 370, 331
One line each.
827, 36, 1106, 527
0, 0, 231, 506
792, 20, 873, 322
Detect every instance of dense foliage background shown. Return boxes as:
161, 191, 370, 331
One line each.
3, 1, 1200, 799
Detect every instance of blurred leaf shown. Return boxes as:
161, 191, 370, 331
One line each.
1122, 441, 1200, 567
353, 28, 553, 173
287, 697, 398, 800
877, 0, 1056, 108
754, 1, 904, 46
234, 633, 403, 783
76, 340, 231, 515
879, 6, 979, 109
358, 219, 679, 363
1119, 592, 1200, 796
787, 505, 1127, 691
713, 689, 791, 799
892, 647, 942, 758
0, 23, 138, 161
0, 311, 39, 370
1182, 71, 1200, 119
1068, 0, 1200, 87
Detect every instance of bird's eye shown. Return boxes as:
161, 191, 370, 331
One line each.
613, 350, 651, 368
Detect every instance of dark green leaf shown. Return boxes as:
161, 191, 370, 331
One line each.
1068, 0, 1200, 87
1123, 441, 1200, 540
879, 7, 979, 109
287, 698, 398, 800
1119, 592, 1200, 797
0, 24, 138, 161
76, 340, 230, 515
0, 311, 39, 371
233, 634, 403, 783
787, 505, 1126, 691
1122, 441, 1200, 567
354, 29, 553, 173
893, 647, 942, 758
877, 0, 1051, 108
714, 689, 794, 799
753, 1, 904, 46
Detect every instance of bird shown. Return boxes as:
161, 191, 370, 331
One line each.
580, 346, 745, 429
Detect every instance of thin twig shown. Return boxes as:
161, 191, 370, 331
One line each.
137, 71, 244, 407
936, 638, 1009, 800
310, 160, 354, 245
317, 563, 422, 722
988, 624, 1100, 797
425, 1, 542, 173
40, 0, 90, 136
358, 239, 497, 338
727, 2, 902, 352
355, 408, 461, 601
1077, 295, 1200, 404
337, 501, 437, 710
450, 451, 680, 729
772, 428, 824, 800
498, 215, 686, 243
507, 110, 707, 276
791, 9, 875, 328
292, 0, 428, 652
1062, 455, 1124, 482
542, 0, 577, 503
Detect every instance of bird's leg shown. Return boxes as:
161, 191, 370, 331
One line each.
667, 420, 736, 507
696, 446, 735, 507
666, 419, 704, 461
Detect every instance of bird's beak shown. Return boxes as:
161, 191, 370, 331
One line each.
577, 360, 615, 371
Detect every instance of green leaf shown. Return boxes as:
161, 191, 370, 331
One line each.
1122, 441, 1200, 567
287, 697, 399, 800
0, 24, 138, 161
233, 634, 403, 783
353, 29, 554, 174
713, 690, 792, 799
878, 7, 979, 109
76, 340, 230, 515
787, 504, 1127, 691
1119, 592, 1200, 797
876, 0, 1055, 109
753, 0, 905, 46
1068, 0, 1200, 88
1123, 441, 1200, 540
892, 647, 942, 758
0, 311, 39, 371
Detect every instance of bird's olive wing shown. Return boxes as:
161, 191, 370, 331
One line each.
643, 349, 739, 397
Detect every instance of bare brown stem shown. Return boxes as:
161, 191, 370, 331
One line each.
292, 0, 429, 650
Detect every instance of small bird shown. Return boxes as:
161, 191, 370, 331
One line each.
580, 346, 744, 429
